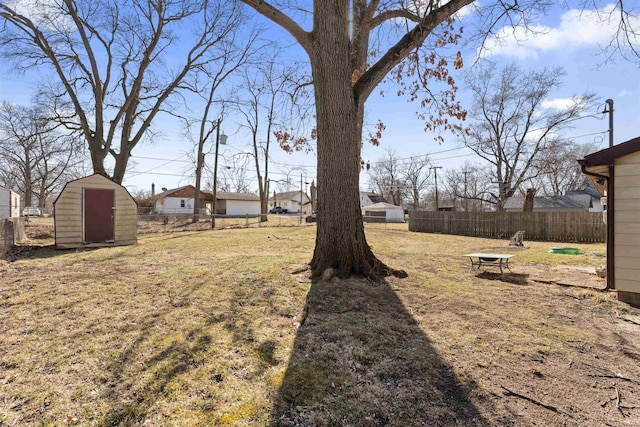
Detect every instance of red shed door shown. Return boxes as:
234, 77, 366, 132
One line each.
84, 188, 115, 243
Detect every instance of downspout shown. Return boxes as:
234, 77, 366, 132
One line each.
580, 163, 614, 290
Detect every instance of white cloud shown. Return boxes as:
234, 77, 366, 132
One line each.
480, 4, 640, 59
618, 89, 631, 97
542, 97, 576, 110
8, 0, 74, 31
453, 1, 481, 20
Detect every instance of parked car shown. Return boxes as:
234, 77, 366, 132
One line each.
305, 212, 317, 223
269, 206, 288, 214
23, 207, 42, 216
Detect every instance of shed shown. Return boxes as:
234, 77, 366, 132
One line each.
54, 174, 137, 249
578, 136, 640, 307
362, 202, 405, 223
0, 187, 21, 218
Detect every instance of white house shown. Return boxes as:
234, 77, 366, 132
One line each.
362, 202, 405, 223
359, 191, 386, 208
0, 187, 21, 218
268, 190, 311, 214
210, 192, 261, 216
154, 185, 212, 214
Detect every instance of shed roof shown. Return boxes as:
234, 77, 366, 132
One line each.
53, 173, 136, 206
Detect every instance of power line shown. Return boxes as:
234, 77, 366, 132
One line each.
130, 155, 193, 163
126, 171, 187, 177
126, 120, 607, 173
370, 129, 608, 168
126, 153, 191, 178
365, 112, 607, 167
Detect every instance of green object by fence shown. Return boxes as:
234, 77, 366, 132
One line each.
549, 247, 583, 254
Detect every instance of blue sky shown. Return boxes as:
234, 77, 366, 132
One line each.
1, 1, 638, 196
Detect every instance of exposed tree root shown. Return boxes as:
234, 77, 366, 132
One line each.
310, 248, 407, 281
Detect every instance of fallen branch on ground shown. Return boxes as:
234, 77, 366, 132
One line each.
601, 384, 639, 417
616, 312, 640, 326
501, 386, 573, 418
588, 374, 638, 383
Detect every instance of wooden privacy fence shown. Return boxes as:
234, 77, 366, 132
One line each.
409, 211, 606, 243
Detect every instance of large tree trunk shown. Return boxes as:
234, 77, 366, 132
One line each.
88, 138, 108, 179
309, 3, 405, 280
112, 152, 129, 185
258, 176, 268, 222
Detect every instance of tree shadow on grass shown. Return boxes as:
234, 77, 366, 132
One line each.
476, 271, 530, 286
98, 278, 284, 426
97, 280, 213, 426
271, 279, 490, 426
4, 244, 58, 260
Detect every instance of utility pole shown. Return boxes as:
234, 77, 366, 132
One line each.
463, 169, 469, 212
604, 99, 614, 147
603, 98, 615, 290
430, 166, 442, 211
211, 119, 227, 229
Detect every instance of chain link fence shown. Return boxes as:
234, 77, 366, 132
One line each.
136, 209, 408, 234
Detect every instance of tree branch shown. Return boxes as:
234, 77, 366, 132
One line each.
354, 0, 473, 103
238, 0, 312, 53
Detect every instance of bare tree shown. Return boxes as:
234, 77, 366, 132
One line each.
368, 148, 406, 206
460, 63, 596, 210
445, 162, 495, 212
403, 156, 432, 212
368, 150, 431, 210
0, 101, 82, 209
532, 140, 601, 196
217, 155, 253, 194
0, 0, 244, 184
235, 54, 309, 221
185, 24, 259, 223
575, 1, 640, 64
238, 0, 565, 279
130, 189, 154, 208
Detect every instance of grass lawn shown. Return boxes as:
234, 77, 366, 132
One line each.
1, 225, 640, 426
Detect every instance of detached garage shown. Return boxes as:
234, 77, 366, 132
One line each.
214, 192, 261, 216
362, 202, 405, 223
54, 174, 137, 249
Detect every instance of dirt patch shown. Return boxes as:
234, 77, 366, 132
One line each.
518, 262, 606, 289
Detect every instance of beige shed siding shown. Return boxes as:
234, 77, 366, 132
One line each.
614, 151, 640, 294
55, 174, 137, 248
